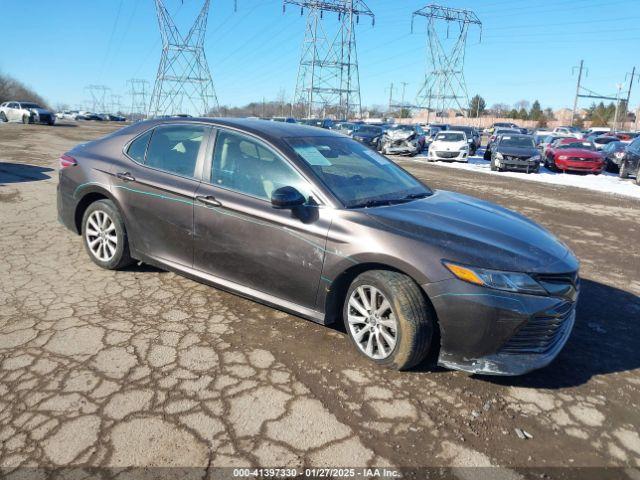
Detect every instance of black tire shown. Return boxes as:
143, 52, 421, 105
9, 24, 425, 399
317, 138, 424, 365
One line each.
343, 270, 433, 370
619, 162, 629, 179
636, 168, 640, 186
532, 166, 540, 174
22, 115, 30, 124
81, 199, 133, 270
490, 158, 497, 171
0, 112, 7, 122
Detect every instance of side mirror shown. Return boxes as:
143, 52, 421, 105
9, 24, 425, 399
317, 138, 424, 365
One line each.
271, 186, 306, 209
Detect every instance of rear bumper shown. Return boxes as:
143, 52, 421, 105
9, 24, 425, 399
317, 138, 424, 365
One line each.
423, 279, 577, 375
57, 177, 80, 233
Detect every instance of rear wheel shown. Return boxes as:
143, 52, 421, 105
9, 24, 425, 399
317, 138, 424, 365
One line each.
343, 270, 433, 370
81, 199, 133, 270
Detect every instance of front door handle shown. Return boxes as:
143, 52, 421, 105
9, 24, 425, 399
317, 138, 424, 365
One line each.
196, 195, 222, 207
116, 172, 135, 182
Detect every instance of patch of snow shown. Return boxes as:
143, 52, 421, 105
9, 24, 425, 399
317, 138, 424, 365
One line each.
408, 152, 640, 201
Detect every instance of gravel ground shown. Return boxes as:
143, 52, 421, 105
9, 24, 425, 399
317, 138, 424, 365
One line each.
1, 122, 639, 478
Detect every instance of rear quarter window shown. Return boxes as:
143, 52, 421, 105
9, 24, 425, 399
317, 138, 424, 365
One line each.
127, 130, 153, 163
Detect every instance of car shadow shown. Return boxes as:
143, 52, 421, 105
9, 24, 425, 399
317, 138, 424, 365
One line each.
475, 279, 640, 388
0, 163, 54, 185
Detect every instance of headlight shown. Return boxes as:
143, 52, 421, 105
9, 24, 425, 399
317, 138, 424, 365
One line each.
372, 136, 379, 142
558, 155, 568, 160
496, 152, 504, 159
530, 154, 541, 161
444, 261, 547, 295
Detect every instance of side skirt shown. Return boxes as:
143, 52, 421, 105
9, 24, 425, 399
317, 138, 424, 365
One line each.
132, 250, 328, 325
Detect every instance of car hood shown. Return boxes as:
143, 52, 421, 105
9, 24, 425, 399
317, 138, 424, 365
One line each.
365, 190, 577, 274
431, 141, 466, 150
555, 148, 601, 158
496, 146, 538, 157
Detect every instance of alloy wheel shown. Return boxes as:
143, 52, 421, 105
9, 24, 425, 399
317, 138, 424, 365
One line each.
85, 210, 118, 262
347, 285, 398, 360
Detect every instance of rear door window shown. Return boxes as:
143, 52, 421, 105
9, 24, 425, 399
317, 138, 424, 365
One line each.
145, 124, 208, 178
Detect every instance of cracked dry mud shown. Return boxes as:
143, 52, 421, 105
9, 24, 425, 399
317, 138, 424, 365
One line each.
0, 123, 639, 475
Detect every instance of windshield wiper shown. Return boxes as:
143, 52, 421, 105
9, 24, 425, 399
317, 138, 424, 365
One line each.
348, 199, 398, 209
402, 192, 431, 200
349, 192, 431, 209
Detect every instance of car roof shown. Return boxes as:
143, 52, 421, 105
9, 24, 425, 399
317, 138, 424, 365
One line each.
135, 117, 344, 143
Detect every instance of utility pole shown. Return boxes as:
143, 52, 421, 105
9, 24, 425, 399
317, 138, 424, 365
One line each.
571, 60, 584, 127
285, 0, 374, 120
387, 82, 394, 111
412, 4, 481, 118
624, 67, 636, 130
148, 0, 221, 117
613, 83, 623, 133
400, 82, 408, 105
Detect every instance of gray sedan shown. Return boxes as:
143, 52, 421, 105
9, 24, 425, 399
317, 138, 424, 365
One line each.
57, 118, 579, 375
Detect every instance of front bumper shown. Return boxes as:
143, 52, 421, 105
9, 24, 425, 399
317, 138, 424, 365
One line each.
495, 157, 540, 172
555, 159, 603, 173
428, 150, 468, 161
423, 278, 578, 375
384, 144, 420, 155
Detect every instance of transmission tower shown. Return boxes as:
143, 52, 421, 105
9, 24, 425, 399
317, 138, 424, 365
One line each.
148, 0, 219, 117
128, 79, 150, 119
85, 85, 111, 113
412, 4, 481, 121
285, 0, 374, 119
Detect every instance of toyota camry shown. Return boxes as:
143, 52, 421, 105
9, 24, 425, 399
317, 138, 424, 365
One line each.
57, 118, 579, 375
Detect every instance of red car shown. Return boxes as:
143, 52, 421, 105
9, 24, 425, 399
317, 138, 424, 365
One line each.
544, 138, 604, 174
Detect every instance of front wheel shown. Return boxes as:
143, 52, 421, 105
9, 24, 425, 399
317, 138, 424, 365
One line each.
82, 199, 133, 270
22, 115, 30, 124
0, 112, 7, 122
619, 162, 629, 179
343, 270, 433, 370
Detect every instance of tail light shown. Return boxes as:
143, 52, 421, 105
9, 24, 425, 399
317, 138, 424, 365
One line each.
59, 154, 77, 169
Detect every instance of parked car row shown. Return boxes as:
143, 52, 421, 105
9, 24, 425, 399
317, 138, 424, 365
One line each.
57, 110, 127, 122
0, 101, 55, 125
479, 128, 640, 183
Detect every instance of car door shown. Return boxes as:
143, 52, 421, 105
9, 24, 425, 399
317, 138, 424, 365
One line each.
7, 103, 19, 121
111, 123, 210, 267
193, 128, 332, 310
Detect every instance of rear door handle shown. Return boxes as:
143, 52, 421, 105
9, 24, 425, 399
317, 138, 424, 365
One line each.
196, 195, 222, 207
116, 172, 135, 182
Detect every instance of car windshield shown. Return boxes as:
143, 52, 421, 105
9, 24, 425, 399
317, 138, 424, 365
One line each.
436, 132, 465, 142
20, 103, 41, 109
356, 126, 382, 135
558, 141, 595, 150
286, 136, 431, 208
499, 136, 535, 148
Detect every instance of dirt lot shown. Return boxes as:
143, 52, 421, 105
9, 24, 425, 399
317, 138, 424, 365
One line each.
1, 122, 639, 477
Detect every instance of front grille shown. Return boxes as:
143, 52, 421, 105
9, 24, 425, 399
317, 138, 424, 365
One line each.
436, 151, 459, 158
504, 155, 531, 161
39, 114, 51, 123
500, 302, 575, 355
568, 157, 593, 162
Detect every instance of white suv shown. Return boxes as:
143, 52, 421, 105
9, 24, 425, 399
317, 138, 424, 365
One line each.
0, 101, 55, 125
